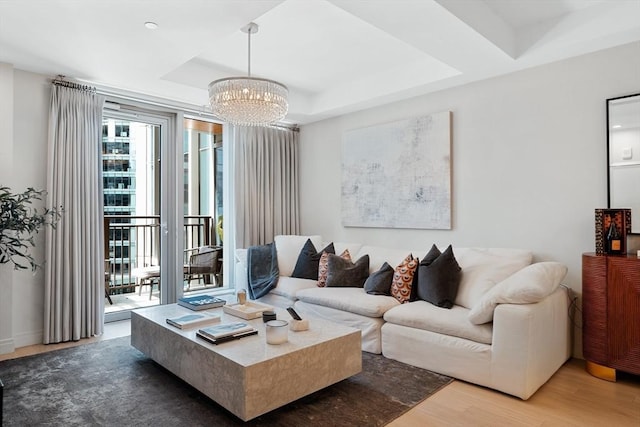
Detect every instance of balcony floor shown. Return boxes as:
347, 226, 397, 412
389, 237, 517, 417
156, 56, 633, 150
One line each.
105, 282, 221, 314
104, 290, 159, 314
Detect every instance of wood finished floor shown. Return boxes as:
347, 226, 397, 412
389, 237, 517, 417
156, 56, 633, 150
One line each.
2, 320, 639, 426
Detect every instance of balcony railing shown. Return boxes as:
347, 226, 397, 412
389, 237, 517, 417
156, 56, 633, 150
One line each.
104, 215, 219, 296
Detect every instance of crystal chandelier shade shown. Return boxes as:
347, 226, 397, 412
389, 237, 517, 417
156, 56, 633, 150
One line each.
208, 77, 288, 126
208, 23, 289, 126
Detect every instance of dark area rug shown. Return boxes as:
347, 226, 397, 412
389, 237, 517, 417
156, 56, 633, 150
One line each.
0, 336, 451, 426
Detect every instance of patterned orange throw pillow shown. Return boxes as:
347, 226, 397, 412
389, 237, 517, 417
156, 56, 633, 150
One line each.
390, 254, 419, 303
318, 249, 351, 287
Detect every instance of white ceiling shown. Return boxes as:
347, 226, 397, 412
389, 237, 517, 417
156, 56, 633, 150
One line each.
1, 0, 639, 125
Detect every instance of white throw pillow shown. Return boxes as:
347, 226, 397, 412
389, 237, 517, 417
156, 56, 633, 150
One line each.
455, 248, 532, 309
468, 261, 568, 325
274, 235, 323, 277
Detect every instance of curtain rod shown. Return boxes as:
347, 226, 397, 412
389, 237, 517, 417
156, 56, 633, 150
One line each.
52, 76, 96, 93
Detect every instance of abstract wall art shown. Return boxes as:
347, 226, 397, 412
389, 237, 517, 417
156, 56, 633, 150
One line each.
341, 111, 452, 229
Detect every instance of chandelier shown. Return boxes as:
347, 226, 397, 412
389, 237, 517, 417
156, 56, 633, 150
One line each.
208, 23, 289, 126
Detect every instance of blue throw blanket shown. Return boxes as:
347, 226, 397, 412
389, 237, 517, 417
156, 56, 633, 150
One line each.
247, 242, 279, 299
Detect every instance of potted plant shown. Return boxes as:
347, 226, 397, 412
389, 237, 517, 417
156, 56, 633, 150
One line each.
0, 185, 61, 271
0, 186, 61, 423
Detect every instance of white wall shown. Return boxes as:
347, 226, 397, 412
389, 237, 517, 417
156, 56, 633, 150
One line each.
0, 67, 51, 350
0, 63, 16, 354
12, 70, 51, 346
299, 42, 640, 357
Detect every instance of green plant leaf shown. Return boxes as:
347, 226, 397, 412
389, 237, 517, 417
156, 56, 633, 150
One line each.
0, 185, 63, 271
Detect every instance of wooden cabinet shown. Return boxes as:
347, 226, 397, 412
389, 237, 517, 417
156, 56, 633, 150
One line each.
582, 253, 640, 380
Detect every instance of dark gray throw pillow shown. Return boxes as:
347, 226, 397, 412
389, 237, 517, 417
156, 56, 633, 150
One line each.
291, 239, 335, 280
364, 262, 394, 295
326, 254, 370, 288
411, 244, 441, 301
416, 245, 461, 309
421, 244, 442, 265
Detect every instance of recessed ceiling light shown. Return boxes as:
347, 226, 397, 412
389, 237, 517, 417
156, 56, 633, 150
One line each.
144, 21, 158, 30
612, 124, 622, 129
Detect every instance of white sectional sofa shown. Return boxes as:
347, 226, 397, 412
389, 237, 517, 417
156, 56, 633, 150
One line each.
234, 234, 572, 400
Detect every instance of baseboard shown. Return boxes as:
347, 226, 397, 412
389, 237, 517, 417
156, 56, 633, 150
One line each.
0, 338, 15, 355
12, 330, 43, 349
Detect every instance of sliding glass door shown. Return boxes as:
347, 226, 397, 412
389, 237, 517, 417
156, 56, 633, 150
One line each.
182, 119, 224, 292
103, 108, 181, 322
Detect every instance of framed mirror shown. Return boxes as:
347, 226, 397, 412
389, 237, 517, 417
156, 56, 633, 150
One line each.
607, 93, 640, 234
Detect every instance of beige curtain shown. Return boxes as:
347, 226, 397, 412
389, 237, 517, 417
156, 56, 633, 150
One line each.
44, 83, 105, 344
234, 126, 300, 248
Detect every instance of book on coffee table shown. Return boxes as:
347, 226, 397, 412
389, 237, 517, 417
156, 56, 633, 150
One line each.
177, 294, 226, 311
166, 312, 220, 329
196, 329, 258, 345
198, 322, 255, 340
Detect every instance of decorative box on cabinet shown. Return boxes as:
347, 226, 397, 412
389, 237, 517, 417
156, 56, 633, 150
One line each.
582, 253, 640, 381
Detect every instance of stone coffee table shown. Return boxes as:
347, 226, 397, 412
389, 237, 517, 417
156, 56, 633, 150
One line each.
131, 303, 362, 421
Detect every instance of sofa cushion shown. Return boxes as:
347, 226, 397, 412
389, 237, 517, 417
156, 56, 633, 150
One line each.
416, 245, 461, 309
318, 249, 351, 287
390, 254, 419, 304
269, 276, 317, 300
383, 300, 493, 344
274, 235, 323, 277
454, 248, 532, 309
468, 261, 568, 324
364, 262, 394, 295
291, 239, 334, 280
326, 254, 370, 288
296, 287, 400, 318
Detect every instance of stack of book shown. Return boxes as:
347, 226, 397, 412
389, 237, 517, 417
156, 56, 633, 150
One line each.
178, 294, 226, 311
196, 321, 258, 344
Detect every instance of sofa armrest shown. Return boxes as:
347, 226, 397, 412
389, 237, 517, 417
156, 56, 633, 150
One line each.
234, 248, 249, 292
490, 287, 571, 399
